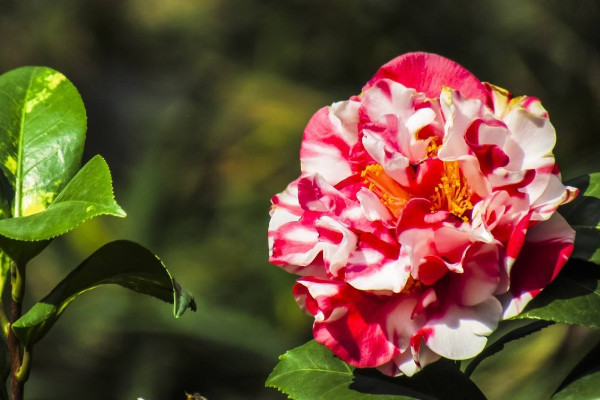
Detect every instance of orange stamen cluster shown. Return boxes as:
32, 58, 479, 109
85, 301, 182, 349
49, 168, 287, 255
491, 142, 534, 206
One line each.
401, 276, 423, 295
426, 136, 441, 158
431, 161, 473, 221
361, 164, 410, 218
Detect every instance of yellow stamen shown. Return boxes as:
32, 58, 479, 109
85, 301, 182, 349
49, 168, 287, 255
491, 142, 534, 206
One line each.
361, 164, 410, 218
426, 136, 441, 158
430, 161, 473, 221
401, 276, 423, 295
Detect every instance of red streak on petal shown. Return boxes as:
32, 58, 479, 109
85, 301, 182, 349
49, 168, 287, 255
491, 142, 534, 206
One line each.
364, 52, 489, 106
410, 327, 434, 367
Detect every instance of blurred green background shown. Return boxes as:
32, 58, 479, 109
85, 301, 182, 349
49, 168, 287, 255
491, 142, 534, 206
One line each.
2, 0, 600, 399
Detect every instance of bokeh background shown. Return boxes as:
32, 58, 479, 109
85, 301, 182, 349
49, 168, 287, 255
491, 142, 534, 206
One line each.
2, 0, 600, 399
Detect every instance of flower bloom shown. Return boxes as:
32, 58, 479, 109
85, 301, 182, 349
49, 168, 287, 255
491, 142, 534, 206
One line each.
268, 52, 577, 376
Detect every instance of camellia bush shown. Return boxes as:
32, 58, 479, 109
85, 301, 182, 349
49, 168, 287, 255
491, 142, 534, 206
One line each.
266, 52, 600, 399
0, 67, 196, 400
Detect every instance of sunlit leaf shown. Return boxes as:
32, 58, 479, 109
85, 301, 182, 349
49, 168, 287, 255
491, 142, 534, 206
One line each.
0, 155, 125, 242
514, 259, 600, 327
12, 240, 196, 346
0, 155, 125, 264
552, 342, 600, 400
0, 66, 86, 218
266, 340, 486, 400
560, 173, 600, 264
463, 320, 553, 377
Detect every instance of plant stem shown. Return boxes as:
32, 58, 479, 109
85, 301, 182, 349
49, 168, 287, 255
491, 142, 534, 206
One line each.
0, 253, 11, 338
8, 261, 26, 400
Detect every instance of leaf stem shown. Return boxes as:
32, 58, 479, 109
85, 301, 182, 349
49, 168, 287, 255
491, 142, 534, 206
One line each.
15, 348, 30, 383
8, 261, 26, 400
0, 254, 10, 338
0, 308, 8, 340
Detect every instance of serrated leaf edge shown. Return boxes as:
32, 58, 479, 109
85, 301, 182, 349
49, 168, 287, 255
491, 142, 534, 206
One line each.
0, 155, 126, 242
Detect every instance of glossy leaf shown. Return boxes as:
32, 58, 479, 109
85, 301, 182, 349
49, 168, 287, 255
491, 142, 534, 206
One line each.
266, 340, 486, 400
0, 66, 86, 218
0, 170, 12, 287
0, 155, 125, 242
0, 155, 125, 264
513, 259, 600, 328
552, 342, 600, 400
12, 240, 196, 346
464, 320, 553, 377
0, 238, 50, 267
0, 251, 10, 300
560, 173, 600, 264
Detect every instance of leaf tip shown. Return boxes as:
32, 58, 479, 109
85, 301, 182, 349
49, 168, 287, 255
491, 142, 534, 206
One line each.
115, 206, 127, 218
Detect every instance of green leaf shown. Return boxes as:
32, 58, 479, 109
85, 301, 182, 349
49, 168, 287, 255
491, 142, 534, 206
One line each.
12, 240, 196, 346
0, 171, 10, 221
552, 342, 600, 400
266, 340, 486, 400
463, 320, 553, 377
560, 173, 600, 264
513, 259, 600, 328
0, 66, 86, 218
0, 155, 125, 242
0, 155, 125, 264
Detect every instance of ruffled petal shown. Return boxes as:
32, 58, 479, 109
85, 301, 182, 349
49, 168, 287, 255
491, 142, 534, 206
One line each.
294, 278, 413, 368
502, 212, 575, 319
364, 52, 489, 105
300, 101, 361, 185
423, 297, 503, 360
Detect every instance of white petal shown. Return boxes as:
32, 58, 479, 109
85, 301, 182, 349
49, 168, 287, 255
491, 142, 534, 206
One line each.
425, 297, 502, 359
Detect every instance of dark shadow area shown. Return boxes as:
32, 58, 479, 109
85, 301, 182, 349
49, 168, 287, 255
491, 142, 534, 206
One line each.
560, 174, 600, 262
351, 360, 486, 400
554, 340, 600, 394
521, 258, 600, 311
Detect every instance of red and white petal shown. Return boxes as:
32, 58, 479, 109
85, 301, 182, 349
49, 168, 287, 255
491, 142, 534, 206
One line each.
297, 174, 348, 214
503, 107, 556, 171
297, 173, 368, 228
530, 174, 579, 222
519, 96, 548, 118
438, 88, 488, 161
356, 188, 394, 222
269, 179, 301, 220
397, 199, 473, 277
449, 243, 501, 307
294, 278, 409, 368
269, 213, 357, 278
360, 79, 420, 125
346, 249, 411, 293
502, 212, 575, 319
269, 179, 305, 259
360, 79, 441, 163
470, 190, 530, 245
363, 52, 489, 105
422, 297, 503, 360
269, 218, 319, 265
484, 83, 514, 119
361, 133, 413, 187
315, 216, 359, 276
300, 101, 361, 185
470, 191, 510, 242
378, 343, 441, 377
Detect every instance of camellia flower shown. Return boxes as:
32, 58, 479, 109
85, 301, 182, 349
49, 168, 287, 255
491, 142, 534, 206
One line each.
268, 52, 578, 376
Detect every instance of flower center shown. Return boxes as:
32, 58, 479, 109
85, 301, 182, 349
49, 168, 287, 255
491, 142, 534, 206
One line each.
361, 164, 410, 218
401, 276, 423, 295
430, 161, 473, 221
426, 136, 441, 158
